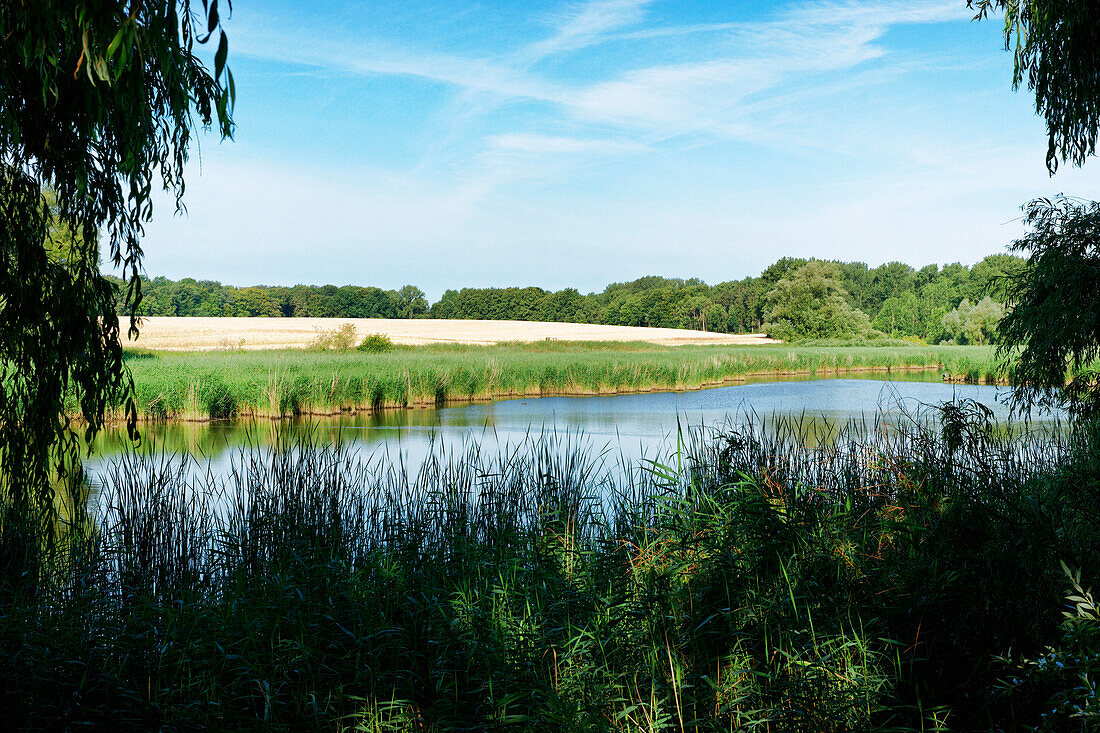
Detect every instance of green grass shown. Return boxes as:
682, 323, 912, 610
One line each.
102, 342, 999, 421
2, 411, 1097, 729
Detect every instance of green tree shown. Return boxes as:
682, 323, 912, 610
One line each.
763, 262, 874, 341
0, 2, 233, 519
972, 1, 1100, 172
230, 287, 281, 318
396, 285, 429, 319
678, 295, 726, 332
970, 253, 1027, 302
872, 291, 920, 337
998, 197, 1100, 414
974, 4, 1100, 411
940, 297, 1004, 345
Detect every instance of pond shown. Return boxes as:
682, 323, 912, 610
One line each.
84, 372, 1054, 487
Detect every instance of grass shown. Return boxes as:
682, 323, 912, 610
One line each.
99, 342, 1000, 422
2, 408, 1098, 729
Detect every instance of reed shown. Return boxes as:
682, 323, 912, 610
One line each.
1, 407, 1096, 729
101, 343, 1000, 422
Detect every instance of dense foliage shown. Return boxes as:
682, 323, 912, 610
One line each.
117, 254, 1023, 342
972, 0, 1100, 172
0, 1, 231, 521
3, 412, 1098, 730
761, 261, 873, 341
999, 197, 1100, 416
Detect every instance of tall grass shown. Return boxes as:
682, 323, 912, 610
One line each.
2, 408, 1096, 730
101, 343, 1000, 421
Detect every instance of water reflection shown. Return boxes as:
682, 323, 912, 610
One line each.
85, 375, 1057, 485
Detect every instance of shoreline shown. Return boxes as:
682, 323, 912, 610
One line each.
86, 362, 998, 425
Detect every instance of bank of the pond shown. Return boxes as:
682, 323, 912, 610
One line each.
96, 343, 1001, 422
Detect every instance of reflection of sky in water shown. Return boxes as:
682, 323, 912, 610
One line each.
84, 377, 1058, 487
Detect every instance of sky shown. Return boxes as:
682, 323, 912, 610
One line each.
137, 0, 1100, 299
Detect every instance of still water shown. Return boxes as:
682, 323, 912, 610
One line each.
85, 373, 1051, 484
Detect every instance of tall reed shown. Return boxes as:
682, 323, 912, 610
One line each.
104, 343, 999, 422
2, 408, 1094, 730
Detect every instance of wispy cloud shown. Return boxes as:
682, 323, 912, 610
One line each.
162, 0, 1055, 295
239, 0, 964, 147
486, 133, 648, 155
519, 0, 653, 61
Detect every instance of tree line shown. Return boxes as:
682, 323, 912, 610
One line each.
113, 253, 1024, 344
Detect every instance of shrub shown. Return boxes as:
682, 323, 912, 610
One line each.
357, 333, 395, 353
307, 323, 358, 352
217, 336, 246, 352
996, 564, 1100, 730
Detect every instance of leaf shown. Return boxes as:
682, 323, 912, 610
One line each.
106, 27, 126, 59
215, 31, 228, 79
93, 55, 110, 83
208, 0, 219, 33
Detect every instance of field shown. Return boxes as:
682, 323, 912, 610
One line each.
108, 341, 1001, 421
128, 316, 781, 350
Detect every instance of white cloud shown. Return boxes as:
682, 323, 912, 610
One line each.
239, 0, 967, 149
144, 0, 1071, 294
487, 133, 648, 155
566, 60, 776, 131
520, 0, 653, 60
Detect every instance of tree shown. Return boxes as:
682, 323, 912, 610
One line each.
971, 1, 1100, 172
872, 292, 920, 336
966, 297, 1005, 345
763, 262, 874, 341
0, 2, 233, 518
970, 253, 1027, 302
396, 285, 429, 319
867, 261, 916, 309
973, 4, 1100, 412
997, 197, 1100, 415
940, 296, 1004, 345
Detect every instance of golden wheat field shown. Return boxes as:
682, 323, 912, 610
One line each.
126, 317, 780, 351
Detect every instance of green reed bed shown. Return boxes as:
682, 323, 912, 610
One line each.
2, 409, 1097, 730
104, 343, 998, 421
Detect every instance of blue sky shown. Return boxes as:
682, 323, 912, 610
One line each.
139, 0, 1100, 298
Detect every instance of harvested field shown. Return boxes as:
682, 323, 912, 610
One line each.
128, 317, 781, 351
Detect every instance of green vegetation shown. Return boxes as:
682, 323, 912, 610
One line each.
939, 296, 1004, 346
761, 261, 874, 341
112, 253, 1024, 342
4, 411, 1099, 729
358, 333, 397, 353
101, 343, 996, 421
4, 2, 1100, 730
307, 323, 361, 352
972, 1, 1100, 173
0, 1, 232, 519
999, 196, 1100, 416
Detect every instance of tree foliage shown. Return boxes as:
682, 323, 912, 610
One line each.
972, 0, 1100, 172
762, 261, 873, 341
998, 197, 1100, 415
396, 285, 429, 319
0, 2, 233, 516
940, 297, 1004, 345
121, 255, 1019, 343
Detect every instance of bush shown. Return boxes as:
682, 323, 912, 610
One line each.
996, 564, 1100, 730
357, 333, 395, 353
307, 323, 358, 352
